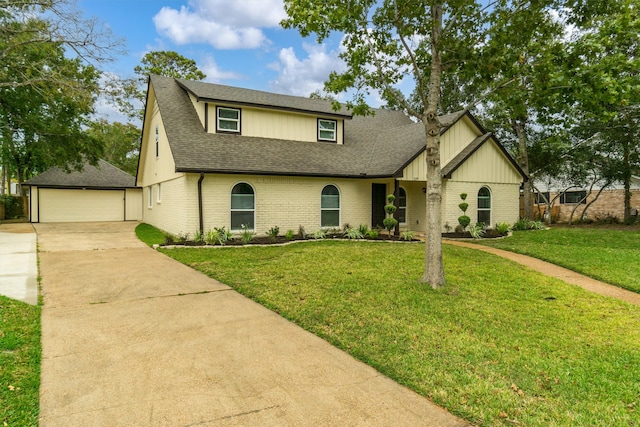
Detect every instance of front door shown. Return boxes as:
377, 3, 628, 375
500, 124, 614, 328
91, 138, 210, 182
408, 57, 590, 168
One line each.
371, 184, 387, 229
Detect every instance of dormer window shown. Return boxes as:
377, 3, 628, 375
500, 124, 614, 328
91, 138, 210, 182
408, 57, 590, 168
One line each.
217, 107, 241, 133
318, 119, 337, 142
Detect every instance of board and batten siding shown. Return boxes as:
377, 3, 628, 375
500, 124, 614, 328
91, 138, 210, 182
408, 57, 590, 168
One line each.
399, 116, 483, 182
137, 85, 184, 188
448, 140, 523, 184
187, 94, 345, 144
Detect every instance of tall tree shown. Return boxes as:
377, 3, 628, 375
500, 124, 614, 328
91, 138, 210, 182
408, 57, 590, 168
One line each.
85, 120, 140, 176
566, 0, 640, 222
106, 51, 207, 122
475, 4, 567, 219
0, 0, 122, 188
282, 0, 548, 287
0, 0, 121, 89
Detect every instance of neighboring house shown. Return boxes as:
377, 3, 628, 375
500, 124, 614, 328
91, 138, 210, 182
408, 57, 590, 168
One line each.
23, 159, 142, 223
533, 176, 640, 223
137, 75, 527, 237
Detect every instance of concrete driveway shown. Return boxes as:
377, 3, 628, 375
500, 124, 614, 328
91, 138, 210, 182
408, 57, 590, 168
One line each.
37, 222, 469, 426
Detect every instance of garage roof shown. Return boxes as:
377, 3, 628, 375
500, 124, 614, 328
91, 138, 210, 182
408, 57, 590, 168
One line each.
23, 160, 137, 189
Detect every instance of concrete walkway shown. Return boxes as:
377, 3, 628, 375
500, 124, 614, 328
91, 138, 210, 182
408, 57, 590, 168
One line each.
37, 222, 469, 427
0, 222, 38, 305
444, 239, 640, 306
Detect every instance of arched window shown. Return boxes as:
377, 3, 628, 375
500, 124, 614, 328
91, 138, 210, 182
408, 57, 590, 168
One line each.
398, 187, 407, 223
477, 187, 491, 226
231, 183, 255, 230
321, 185, 340, 227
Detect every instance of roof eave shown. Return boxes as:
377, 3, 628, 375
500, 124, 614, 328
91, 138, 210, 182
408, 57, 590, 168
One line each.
176, 80, 352, 120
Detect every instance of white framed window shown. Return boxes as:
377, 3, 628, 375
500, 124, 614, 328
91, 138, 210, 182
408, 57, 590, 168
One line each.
217, 107, 241, 133
321, 185, 340, 227
398, 187, 407, 223
318, 119, 337, 142
148, 186, 153, 208
157, 183, 162, 203
477, 187, 491, 226
155, 125, 159, 157
231, 182, 255, 230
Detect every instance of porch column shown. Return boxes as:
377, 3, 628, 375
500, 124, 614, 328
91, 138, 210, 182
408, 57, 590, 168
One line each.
394, 179, 400, 236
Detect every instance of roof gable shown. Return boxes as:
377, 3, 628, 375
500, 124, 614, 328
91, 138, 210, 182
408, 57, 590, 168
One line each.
24, 160, 137, 189
145, 76, 525, 181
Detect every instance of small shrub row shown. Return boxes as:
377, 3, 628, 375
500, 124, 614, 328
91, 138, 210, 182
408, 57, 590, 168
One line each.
162, 222, 419, 246
512, 218, 546, 231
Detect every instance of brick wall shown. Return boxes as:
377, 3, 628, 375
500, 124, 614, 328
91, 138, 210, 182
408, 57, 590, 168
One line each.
534, 189, 640, 223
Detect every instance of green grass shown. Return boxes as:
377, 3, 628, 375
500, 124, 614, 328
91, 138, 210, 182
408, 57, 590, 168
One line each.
0, 296, 41, 426
135, 223, 167, 246
161, 241, 640, 426
476, 226, 640, 293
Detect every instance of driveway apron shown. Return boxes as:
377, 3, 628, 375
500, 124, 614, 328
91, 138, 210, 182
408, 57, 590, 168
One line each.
37, 222, 469, 427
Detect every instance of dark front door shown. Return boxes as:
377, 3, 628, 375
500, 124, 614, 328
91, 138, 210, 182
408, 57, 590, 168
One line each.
371, 184, 387, 229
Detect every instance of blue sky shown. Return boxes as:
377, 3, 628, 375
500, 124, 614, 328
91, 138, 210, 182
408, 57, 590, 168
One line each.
77, 0, 355, 121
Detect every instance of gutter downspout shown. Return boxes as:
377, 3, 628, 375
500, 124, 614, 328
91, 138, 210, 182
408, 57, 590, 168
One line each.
198, 173, 205, 234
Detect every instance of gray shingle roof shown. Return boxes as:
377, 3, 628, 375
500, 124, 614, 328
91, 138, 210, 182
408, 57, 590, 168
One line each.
150, 75, 525, 180
176, 78, 352, 118
23, 159, 137, 188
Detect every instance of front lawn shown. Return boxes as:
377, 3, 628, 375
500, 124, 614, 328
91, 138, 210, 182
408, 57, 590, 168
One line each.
477, 226, 640, 293
161, 241, 640, 426
0, 296, 41, 426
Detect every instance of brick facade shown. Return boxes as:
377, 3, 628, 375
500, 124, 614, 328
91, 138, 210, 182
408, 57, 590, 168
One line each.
533, 189, 640, 223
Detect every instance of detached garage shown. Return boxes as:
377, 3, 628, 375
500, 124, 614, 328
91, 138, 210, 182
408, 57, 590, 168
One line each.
23, 160, 142, 223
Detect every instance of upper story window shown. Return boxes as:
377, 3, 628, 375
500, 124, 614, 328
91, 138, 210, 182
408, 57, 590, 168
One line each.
318, 119, 337, 142
217, 107, 241, 133
155, 125, 159, 157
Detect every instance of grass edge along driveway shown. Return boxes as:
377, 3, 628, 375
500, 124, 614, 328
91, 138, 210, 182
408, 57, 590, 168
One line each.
162, 240, 640, 427
0, 296, 41, 427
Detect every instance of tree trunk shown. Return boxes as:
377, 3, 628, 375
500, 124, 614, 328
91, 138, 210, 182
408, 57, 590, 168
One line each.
512, 118, 532, 219
623, 141, 631, 221
421, 2, 445, 288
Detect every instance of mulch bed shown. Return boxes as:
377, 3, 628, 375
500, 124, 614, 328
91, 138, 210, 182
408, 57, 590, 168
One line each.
162, 229, 507, 248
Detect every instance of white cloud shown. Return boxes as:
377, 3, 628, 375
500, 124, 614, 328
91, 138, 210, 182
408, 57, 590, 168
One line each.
201, 55, 243, 82
153, 0, 286, 49
268, 43, 346, 96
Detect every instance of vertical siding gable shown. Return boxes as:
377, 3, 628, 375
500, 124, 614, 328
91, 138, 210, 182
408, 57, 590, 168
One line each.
449, 139, 523, 184
138, 84, 182, 187
400, 115, 483, 181
440, 116, 483, 167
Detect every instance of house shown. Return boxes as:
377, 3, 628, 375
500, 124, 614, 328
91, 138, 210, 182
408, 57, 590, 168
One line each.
137, 75, 526, 237
532, 176, 640, 223
23, 159, 142, 223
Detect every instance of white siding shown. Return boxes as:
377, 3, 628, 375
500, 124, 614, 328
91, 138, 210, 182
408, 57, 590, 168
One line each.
450, 139, 523, 184
137, 86, 184, 188
125, 189, 143, 221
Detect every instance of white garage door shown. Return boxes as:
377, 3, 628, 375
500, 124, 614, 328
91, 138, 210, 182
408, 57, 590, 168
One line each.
39, 188, 125, 222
